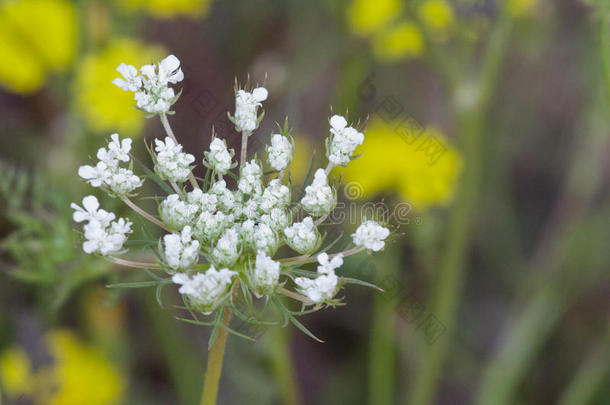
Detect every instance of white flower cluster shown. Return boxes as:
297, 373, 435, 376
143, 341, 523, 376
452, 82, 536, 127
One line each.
71, 196, 132, 255
301, 169, 336, 217
203, 138, 235, 174
352, 220, 391, 252
113, 54, 184, 114
295, 253, 343, 303
267, 134, 293, 171
172, 267, 237, 314
163, 226, 200, 271
326, 115, 365, 166
78, 134, 142, 196
154, 137, 195, 182
233, 87, 268, 132
73, 55, 397, 338
248, 252, 280, 296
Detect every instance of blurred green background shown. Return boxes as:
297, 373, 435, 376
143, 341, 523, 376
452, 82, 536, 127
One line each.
1, 0, 609, 404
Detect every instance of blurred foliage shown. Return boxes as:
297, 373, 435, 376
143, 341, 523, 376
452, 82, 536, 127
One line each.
0, 161, 110, 310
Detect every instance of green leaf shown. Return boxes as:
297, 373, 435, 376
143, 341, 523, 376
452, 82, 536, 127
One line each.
339, 277, 384, 292
107, 281, 159, 288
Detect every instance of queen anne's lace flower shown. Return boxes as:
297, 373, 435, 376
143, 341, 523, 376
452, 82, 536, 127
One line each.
234, 87, 267, 132
113, 54, 183, 114
249, 252, 280, 296
238, 160, 263, 195
163, 226, 200, 271
301, 169, 336, 217
267, 134, 293, 171
326, 115, 365, 167
159, 194, 198, 231
284, 217, 319, 254
352, 220, 390, 252
71, 196, 132, 255
154, 137, 195, 182
78, 133, 142, 196
172, 267, 236, 314
204, 138, 235, 174
73, 60, 400, 341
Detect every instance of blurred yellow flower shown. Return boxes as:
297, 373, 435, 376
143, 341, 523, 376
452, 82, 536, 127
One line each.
0, 346, 32, 397
0, 330, 124, 405
74, 38, 164, 135
117, 0, 213, 18
0, 0, 77, 94
338, 119, 462, 212
417, 0, 454, 38
506, 0, 537, 17
373, 22, 424, 62
347, 0, 402, 36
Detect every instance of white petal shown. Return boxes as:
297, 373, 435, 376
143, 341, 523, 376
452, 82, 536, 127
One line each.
78, 165, 97, 179
330, 115, 347, 130
252, 87, 268, 102
82, 195, 99, 212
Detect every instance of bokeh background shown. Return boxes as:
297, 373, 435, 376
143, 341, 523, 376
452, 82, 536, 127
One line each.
1, 0, 610, 404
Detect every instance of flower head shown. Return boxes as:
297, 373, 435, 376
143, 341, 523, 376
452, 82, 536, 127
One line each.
234, 87, 267, 132
113, 54, 183, 114
154, 137, 195, 182
352, 220, 390, 252
284, 217, 319, 254
159, 194, 199, 231
249, 252, 280, 296
163, 226, 200, 271
326, 115, 364, 167
238, 160, 263, 195
78, 133, 142, 196
301, 169, 336, 217
267, 134, 293, 171
71, 196, 131, 255
203, 138, 235, 174
172, 267, 236, 314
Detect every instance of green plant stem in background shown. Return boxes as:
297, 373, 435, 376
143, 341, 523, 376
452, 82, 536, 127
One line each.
368, 248, 398, 405
557, 320, 610, 405
268, 327, 303, 405
201, 307, 232, 405
474, 205, 610, 405
406, 14, 513, 405
143, 291, 202, 405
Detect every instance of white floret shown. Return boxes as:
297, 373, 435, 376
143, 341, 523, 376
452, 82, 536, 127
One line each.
267, 134, 293, 171
163, 226, 200, 271
352, 220, 390, 252
172, 266, 236, 314
301, 169, 335, 217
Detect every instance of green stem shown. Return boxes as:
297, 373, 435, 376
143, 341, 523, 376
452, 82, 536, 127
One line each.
269, 327, 303, 405
200, 307, 232, 405
368, 250, 398, 405
406, 15, 513, 405
557, 319, 610, 405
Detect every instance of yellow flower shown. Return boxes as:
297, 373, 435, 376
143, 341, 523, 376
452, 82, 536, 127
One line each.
74, 38, 165, 136
338, 119, 462, 212
506, 0, 537, 17
0, 346, 32, 397
347, 0, 402, 36
417, 0, 454, 38
117, 0, 213, 18
373, 22, 424, 62
0, 330, 124, 405
0, 0, 77, 94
